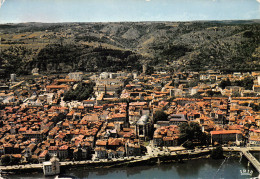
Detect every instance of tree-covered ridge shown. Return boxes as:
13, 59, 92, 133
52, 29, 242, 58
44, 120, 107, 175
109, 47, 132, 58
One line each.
0, 21, 259, 76
34, 43, 142, 73
0, 43, 142, 77
0, 46, 36, 76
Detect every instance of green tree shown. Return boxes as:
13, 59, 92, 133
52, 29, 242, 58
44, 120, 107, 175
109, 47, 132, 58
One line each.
30, 158, 39, 164
219, 78, 231, 89
211, 145, 224, 159
179, 122, 208, 146
187, 79, 199, 88
190, 93, 203, 99
63, 82, 94, 101
0, 46, 33, 76
10, 156, 20, 165
153, 110, 168, 123
1, 155, 10, 165
233, 76, 254, 90
45, 153, 50, 161
183, 140, 194, 149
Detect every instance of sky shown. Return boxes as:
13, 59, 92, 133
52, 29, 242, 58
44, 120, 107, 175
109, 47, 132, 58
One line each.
0, 0, 260, 23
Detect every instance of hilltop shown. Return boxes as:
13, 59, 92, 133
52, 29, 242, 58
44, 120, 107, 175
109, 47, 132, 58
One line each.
0, 20, 259, 76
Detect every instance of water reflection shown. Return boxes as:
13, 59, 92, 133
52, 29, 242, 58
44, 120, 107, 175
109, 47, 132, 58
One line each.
8, 157, 260, 179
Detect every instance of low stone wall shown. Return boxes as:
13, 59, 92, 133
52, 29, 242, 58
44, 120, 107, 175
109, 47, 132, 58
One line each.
0, 150, 212, 174
107, 150, 211, 168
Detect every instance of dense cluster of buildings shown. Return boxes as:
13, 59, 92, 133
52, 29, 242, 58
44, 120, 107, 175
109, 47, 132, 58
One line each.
0, 70, 259, 165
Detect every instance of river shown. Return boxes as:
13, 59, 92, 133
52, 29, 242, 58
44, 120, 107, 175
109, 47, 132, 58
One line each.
6, 157, 259, 179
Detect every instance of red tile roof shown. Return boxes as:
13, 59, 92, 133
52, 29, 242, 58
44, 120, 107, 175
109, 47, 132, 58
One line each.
210, 130, 242, 135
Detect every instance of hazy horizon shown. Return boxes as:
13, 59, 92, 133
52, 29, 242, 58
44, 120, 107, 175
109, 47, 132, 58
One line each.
0, 0, 260, 24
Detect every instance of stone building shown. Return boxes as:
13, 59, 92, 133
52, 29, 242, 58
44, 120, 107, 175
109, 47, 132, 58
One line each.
43, 154, 60, 176
136, 115, 152, 141
210, 130, 243, 145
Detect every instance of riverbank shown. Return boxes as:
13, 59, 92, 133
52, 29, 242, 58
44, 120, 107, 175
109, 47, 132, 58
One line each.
3, 146, 255, 176
8, 156, 258, 179
0, 147, 213, 175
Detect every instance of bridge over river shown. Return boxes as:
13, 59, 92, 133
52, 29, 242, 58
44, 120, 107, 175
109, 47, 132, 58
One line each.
224, 147, 260, 177
240, 148, 260, 174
